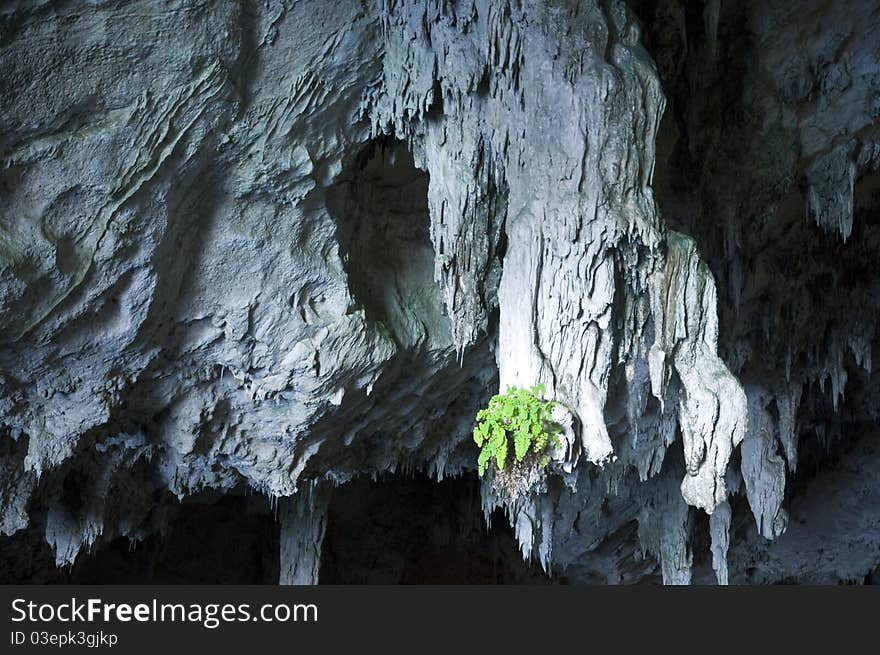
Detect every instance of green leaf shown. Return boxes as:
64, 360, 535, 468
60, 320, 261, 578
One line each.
471, 384, 560, 477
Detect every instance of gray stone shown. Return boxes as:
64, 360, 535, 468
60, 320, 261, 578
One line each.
1, 0, 879, 585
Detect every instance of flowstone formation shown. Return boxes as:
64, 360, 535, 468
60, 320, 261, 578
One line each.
1, 0, 879, 585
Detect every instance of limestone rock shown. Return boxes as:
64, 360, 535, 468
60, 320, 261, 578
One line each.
1, 0, 879, 585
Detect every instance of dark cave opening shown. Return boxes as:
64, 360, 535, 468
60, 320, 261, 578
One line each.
0, 474, 550, 584
71, 496, 280, 584
0, 494, 280, 584
319, 473, 552, 584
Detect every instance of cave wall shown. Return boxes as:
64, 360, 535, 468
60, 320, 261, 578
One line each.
629, 0, 880, 583
1, 0, 879, 584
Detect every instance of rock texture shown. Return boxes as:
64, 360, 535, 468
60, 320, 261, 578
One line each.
1, 0, 879, 585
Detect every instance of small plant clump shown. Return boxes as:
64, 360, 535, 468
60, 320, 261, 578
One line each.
473, 384, 561, 478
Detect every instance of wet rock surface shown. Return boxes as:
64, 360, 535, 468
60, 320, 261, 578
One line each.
1, 0, 879, 584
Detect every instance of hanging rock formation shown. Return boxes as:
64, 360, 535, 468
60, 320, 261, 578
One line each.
1, 0, 879, 584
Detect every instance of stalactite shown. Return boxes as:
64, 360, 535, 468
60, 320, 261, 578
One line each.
1, 0, 879, 585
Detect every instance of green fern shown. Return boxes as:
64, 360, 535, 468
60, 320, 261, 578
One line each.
473, 385, 561, 476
